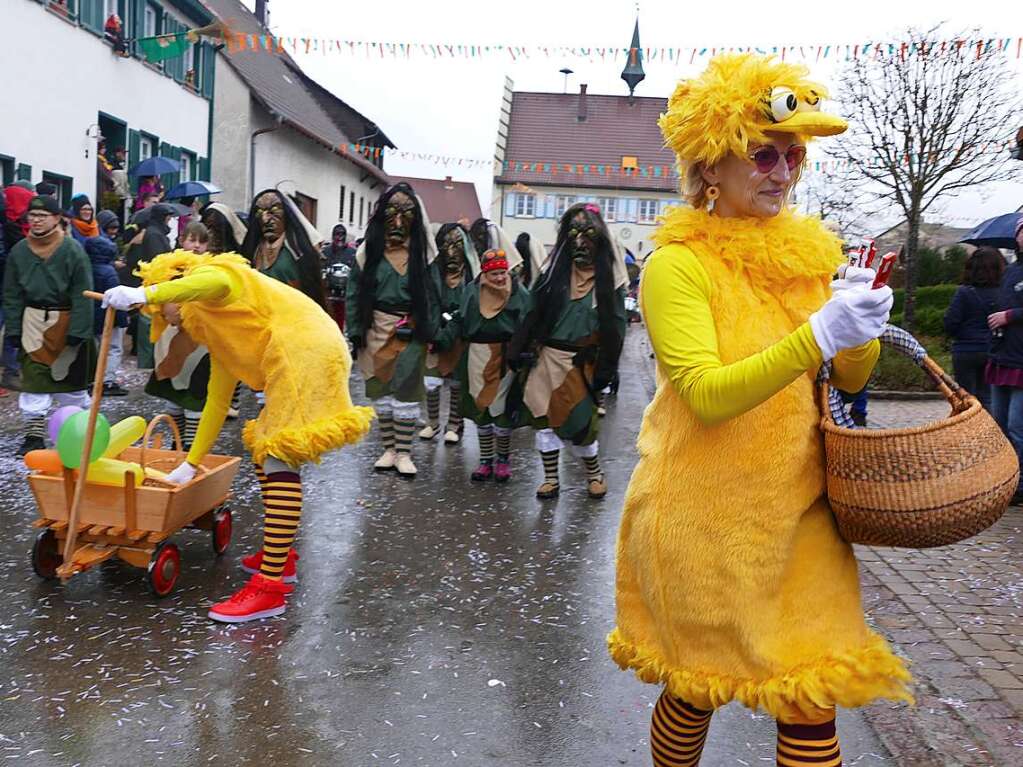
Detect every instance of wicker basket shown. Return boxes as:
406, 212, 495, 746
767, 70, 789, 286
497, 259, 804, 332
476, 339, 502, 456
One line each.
820, 346, 1018, 549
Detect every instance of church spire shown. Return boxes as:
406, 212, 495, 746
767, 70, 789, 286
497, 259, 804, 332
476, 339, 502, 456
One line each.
620, 19, 646, 102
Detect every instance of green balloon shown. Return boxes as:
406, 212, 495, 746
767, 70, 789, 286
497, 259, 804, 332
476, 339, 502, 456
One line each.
57, 411, 112, 469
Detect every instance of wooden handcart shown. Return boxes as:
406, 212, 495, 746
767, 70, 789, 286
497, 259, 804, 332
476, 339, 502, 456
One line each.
26, 292, 241, 597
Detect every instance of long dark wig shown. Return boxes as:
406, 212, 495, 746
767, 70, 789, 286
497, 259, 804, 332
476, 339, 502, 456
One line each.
357, 183, 438, 343
200, 204, 243, 254
515, 232, 533, 287
240, 189, 326, 308
514, 203, 623, 381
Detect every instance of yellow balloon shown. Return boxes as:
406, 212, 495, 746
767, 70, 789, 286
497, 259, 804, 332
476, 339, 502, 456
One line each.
83, 458, 145, 487
102, 416, 147, 459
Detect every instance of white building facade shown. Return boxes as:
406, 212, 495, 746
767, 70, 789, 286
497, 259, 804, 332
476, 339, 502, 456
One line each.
205, 0, 392, 239
495, 184, 681, 260
2, 0, 215, 207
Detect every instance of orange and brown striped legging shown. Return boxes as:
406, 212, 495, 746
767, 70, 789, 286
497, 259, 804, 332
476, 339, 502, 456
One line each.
254, 465, 303, 579
651, 690, 842, 766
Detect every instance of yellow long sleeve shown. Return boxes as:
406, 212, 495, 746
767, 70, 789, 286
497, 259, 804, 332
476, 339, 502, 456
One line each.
186, 357, 238, 465
146, 267, 239, 305
642, 244, 877, 426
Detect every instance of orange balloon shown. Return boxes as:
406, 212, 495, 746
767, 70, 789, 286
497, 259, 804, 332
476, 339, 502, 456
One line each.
24, 450, 64, 474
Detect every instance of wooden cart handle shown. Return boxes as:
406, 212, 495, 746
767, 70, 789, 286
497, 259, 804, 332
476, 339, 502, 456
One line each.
59, 293, 117, 580
139, 415, 208, 485
140, 415, 184, 468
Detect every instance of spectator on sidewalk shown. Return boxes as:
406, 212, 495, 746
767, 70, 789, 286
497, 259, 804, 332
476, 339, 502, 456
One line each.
68, 194, 100, 245
0, 185, 31, 391
321, 223, 356, 267
986, 218, 1023, 502
123, 203, 173, 367
84, 236, 129, 396
944, 246, 1003, 411
3, 184, 32, 252
134, 176, 163, 213
97, 209, 121, 243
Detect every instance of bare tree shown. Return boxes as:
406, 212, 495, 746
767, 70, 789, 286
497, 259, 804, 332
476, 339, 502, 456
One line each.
829, 27, 1022, 330
797, 164, 873, 243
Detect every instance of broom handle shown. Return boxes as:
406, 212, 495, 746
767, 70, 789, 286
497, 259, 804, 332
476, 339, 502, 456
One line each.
60, 292, 116, 578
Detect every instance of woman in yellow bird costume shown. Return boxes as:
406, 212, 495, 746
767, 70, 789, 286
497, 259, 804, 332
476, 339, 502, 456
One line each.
608, 54, 912, 766
103, 251, 373, 623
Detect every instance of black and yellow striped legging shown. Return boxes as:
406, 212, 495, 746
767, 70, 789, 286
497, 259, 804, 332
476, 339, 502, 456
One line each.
651, 690, 842, 766
254, 465, 303, 579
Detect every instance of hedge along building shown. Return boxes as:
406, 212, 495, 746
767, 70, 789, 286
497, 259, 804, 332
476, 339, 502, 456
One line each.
2, 0, 216, 209
203, 0, 392, 238
491, 78, 681, 261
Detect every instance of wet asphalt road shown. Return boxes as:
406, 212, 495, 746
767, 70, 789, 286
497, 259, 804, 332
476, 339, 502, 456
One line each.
0, 328, 892, 766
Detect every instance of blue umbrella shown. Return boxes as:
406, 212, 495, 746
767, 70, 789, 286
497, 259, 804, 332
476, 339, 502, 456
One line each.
959, 212, 1022, 250
128, 156, 180, 177
164, 180, 222, 199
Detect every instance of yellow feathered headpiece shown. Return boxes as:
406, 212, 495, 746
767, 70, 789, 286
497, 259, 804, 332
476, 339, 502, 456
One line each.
134, 250, 249, 341
659, 53, 846, 168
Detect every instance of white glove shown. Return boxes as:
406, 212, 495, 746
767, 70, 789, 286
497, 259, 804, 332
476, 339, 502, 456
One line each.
166, 461, 198, 485
831, 266, 876, 293
102, 285, 148, 311
809, 286, 893, 361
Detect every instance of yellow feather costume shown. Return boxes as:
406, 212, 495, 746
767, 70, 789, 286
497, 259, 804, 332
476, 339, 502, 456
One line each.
608, 53, 912, 722
139, 251, 374, 466
608, 208, 913, 721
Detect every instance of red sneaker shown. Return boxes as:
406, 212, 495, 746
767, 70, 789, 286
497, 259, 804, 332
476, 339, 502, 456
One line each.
494, 461, 512, 483
240, 548, 299, 583
207, 573, 293, 623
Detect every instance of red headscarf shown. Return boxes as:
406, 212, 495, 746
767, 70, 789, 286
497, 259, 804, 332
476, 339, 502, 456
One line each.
4, 185, 33, 238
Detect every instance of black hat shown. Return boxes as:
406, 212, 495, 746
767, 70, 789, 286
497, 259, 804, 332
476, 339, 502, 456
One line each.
34, 181, 57, 196
28, 196, 62, 216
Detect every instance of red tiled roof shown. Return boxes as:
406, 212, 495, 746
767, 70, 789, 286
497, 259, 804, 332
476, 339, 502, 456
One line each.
496, 90, 678, 193
391, 176, 482, 225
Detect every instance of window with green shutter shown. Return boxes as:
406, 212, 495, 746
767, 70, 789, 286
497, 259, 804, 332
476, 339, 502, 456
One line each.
16, 163, 32, 182
200, 42, 215, 99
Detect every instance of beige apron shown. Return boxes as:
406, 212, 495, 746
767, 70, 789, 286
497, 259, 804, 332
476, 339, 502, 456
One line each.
22, 308, 78, 382
154, 326, 208, 390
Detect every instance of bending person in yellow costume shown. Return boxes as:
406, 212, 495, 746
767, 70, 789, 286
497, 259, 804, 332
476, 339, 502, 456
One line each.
608, 54, 912, 766
103, 251, 373, 623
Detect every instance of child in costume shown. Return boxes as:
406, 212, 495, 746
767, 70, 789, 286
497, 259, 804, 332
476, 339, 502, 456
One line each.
102, 251, 373, 623
607, 54, 910, 766
143, 221, 211, 448
419, 223, 479, 445
4, 196, 96, 456
437, 247, 530, 482
346, 183, 440, 478
511, 203, 627, 500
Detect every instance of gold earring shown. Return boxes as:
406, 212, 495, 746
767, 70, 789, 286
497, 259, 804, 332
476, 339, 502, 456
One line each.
705, 185, 720, 201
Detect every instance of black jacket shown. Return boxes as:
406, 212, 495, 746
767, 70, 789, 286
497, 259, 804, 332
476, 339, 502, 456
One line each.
989, 263, 1023, 370
943, 285, 999, 354
123, 209, 172, 287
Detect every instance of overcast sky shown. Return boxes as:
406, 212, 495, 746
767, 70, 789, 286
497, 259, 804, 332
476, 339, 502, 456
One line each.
245, 0, 1021, 232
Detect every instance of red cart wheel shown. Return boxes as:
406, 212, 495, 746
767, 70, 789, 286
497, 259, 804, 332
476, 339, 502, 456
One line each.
211, 507, 232, 556
31, 528, 63, 580
148, 542, 180, 598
